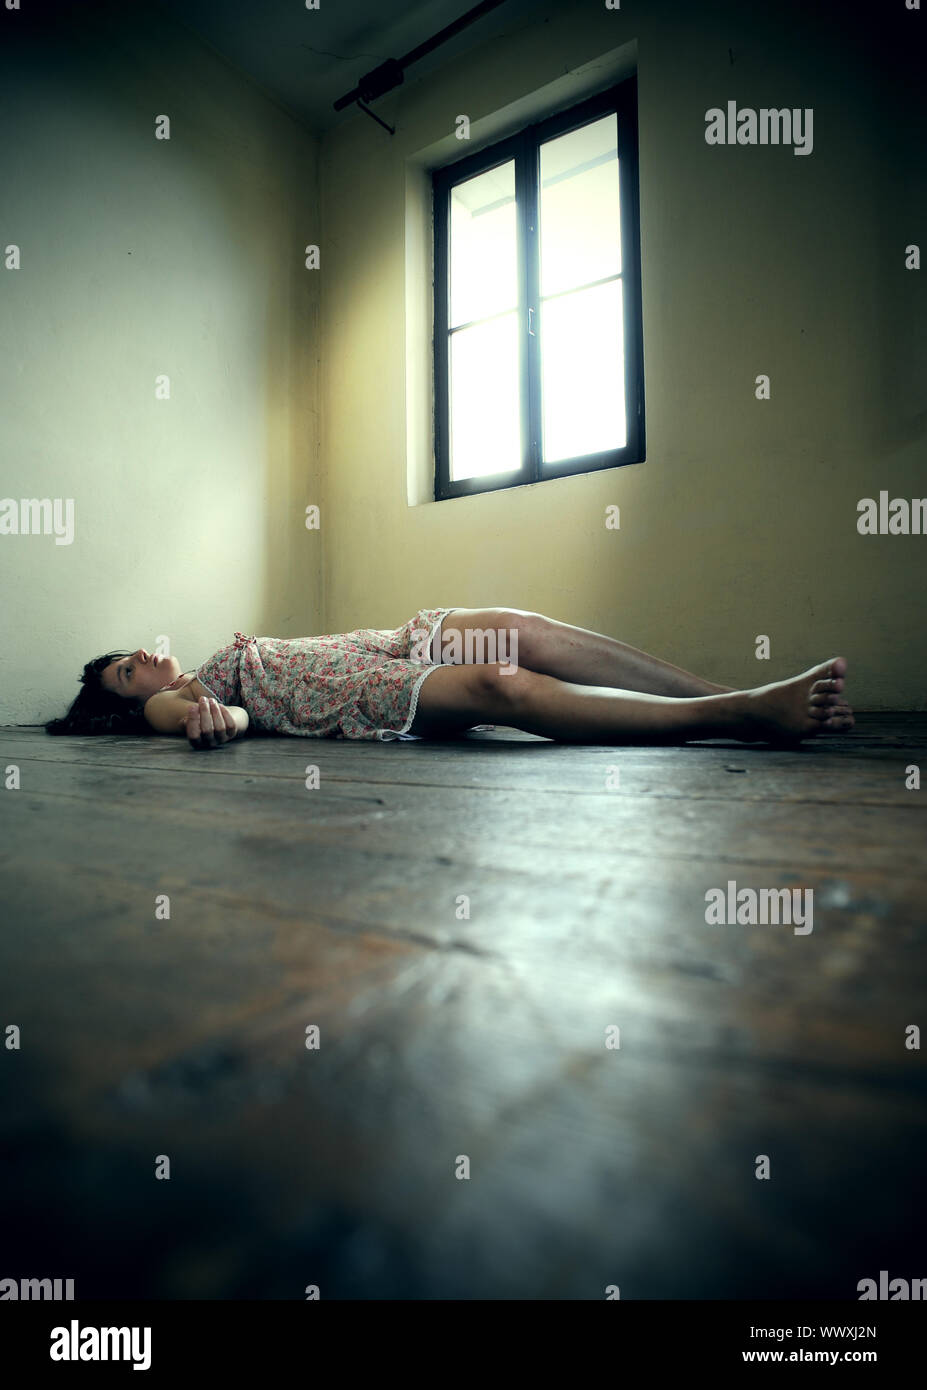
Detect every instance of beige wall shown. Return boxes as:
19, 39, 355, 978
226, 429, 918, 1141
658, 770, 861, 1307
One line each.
319, 0, 926, 708
1, 1, 320, 725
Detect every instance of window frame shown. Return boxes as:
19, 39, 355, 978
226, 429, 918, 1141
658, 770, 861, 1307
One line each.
432, 76, 645, 502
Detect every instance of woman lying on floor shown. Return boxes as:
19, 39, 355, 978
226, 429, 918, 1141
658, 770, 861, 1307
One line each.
44, 605, 854, 750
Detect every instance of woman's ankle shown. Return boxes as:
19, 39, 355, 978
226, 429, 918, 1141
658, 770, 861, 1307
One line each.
686, 690, 754, 739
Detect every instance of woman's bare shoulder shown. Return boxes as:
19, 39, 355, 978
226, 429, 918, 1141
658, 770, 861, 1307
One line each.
156, 674, 209, 700
142, 676, 209, 733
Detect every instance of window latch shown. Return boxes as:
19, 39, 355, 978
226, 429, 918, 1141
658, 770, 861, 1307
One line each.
527, 307, 535, 337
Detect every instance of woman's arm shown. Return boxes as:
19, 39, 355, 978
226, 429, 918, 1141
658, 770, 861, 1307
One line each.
143, 690, 250, 746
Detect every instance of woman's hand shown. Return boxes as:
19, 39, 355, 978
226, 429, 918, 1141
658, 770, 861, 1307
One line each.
183, 696, 239, 750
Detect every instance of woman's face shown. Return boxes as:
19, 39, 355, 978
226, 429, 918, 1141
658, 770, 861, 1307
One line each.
101, 649, 182, 701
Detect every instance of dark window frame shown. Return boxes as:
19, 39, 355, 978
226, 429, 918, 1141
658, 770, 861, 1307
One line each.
432, 77, 645, 502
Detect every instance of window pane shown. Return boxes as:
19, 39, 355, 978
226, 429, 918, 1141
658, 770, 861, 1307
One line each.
450, 161, 517, 328
539, 114, 621, 298
540, 281, 626, 464
450, 315, 521, 480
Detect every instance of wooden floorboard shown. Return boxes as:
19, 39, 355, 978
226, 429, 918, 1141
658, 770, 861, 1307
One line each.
1, 714, 925, 1298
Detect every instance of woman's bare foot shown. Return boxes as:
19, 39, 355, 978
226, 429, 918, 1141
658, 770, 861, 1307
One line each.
735, 658, 854, 744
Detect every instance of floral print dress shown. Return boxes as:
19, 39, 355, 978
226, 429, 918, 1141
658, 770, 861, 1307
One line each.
194, 607, 461, 741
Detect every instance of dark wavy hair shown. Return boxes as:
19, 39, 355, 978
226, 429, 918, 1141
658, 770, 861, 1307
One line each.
44, 651, 152, 737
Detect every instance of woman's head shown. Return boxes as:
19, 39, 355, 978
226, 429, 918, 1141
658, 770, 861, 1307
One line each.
44, 647, 182, 737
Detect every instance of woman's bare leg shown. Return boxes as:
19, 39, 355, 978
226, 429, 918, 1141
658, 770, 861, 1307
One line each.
437, 607, 733, 697
410, 655, 854, 744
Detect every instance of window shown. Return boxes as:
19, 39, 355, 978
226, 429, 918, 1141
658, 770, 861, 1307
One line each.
432, 78, 644, 502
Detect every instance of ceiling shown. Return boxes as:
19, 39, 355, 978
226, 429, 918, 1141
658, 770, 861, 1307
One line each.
156, 0, 558, 137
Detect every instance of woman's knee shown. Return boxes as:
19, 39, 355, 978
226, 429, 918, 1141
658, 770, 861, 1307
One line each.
411, 661, 538, 735
440, 607, 547, 669
414, 663, 497, 725
471, 661, 536, 714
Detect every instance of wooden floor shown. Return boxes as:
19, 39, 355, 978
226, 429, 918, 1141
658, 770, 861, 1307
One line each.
1, 715, 925, 1299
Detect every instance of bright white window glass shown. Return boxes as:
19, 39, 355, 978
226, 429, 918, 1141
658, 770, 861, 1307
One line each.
450, 315, 521, 480
539, 114, 621, 297
541, 281, 627, 463
538, 114, 625, 462
448, 160, 520, 480
449, 161, 517, 328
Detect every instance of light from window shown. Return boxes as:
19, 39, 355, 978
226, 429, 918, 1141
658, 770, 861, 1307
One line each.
449, 162, 520, 479
539, 113, 626, 463
446, 111, 627, 481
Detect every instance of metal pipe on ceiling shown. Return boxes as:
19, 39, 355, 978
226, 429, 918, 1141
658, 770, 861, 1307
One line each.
333, 0, 510, 133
